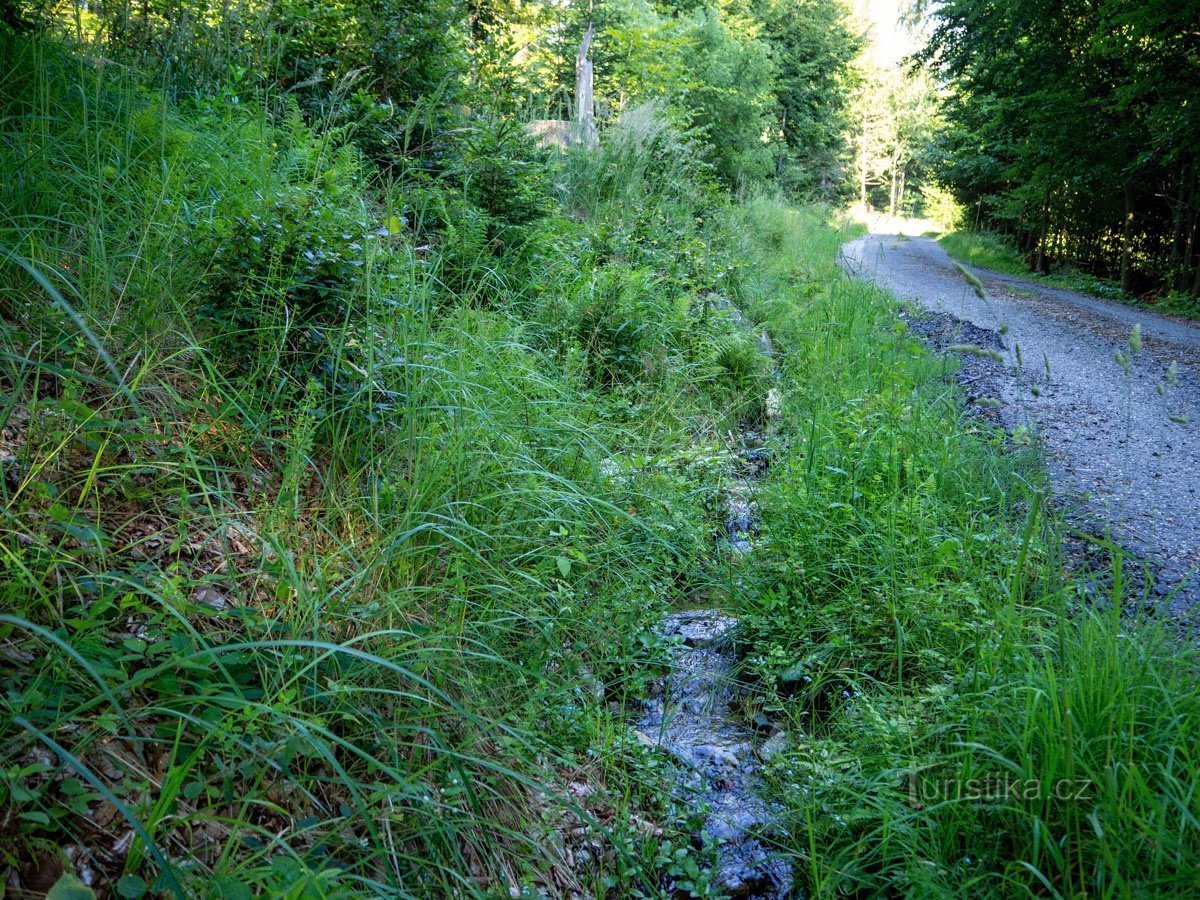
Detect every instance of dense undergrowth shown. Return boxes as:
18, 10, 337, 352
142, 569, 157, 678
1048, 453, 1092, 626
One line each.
3, 26, 1200, 900
0, 35, 771, 897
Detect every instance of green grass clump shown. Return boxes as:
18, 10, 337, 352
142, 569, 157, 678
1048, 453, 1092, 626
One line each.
939, 230, 1031, 278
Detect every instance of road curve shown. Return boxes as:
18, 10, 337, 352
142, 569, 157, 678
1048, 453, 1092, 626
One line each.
842, 230, 1200, 617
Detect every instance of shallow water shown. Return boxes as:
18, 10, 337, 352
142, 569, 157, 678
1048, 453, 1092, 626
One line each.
637, 415, 793, 897
638, 610, 792, 897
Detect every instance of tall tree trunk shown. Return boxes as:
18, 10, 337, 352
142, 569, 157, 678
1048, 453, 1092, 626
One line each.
1120, 182, 1135, 293
1167, 162, 1186, 283
1191, 222, 1200, 295
573, 23, 598, 150
887, 150, 903, 217
1034, 195, 1050, 274
1186, 210, 1199, 296
859, 116, 869, 207
1179, 160, 1197, 292
775, 108, 787, 177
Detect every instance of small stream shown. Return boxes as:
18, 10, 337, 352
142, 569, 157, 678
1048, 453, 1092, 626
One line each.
636, 332, 794, 897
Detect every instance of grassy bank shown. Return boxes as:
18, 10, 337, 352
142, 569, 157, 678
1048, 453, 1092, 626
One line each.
938, 230, 1031, 278
941, 229, 1127, 301
4, 30, 1200, 900
0, 35, 774, 896
736, 205, 1200, 896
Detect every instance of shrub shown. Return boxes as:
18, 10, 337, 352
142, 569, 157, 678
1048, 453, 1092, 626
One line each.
569, 264, 688, 387
196, 125, 374, 368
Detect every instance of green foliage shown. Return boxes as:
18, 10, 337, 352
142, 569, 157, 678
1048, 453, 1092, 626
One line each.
518, 0, 859, 192
571, 264, 686, 386
675, 9, 776, 186
760, 0, 862, 193
8, 2, 1195, 897
197, 129, 373, 364
853, 67, 942, 214
920, 181, 964, 231
401, 115, 558, 298
723, 197, 1200, 898
939, 231, 1029, 277
923, 0, 1200, 301
940, 230, 1180, 314
0, 28, 776, 894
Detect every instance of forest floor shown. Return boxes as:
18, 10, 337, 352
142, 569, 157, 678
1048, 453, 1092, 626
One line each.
842, 229, 1200, 619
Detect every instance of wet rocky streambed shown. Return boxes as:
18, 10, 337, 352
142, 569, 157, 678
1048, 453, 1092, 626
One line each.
634, 322, 795, 898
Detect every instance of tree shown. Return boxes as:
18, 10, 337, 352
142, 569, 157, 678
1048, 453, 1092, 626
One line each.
921, 0, 1200, 297
758, 0, 861, 193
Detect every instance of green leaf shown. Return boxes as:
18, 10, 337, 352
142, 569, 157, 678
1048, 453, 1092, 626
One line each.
556, 556, 571, 578
115, 874, 147, 898
48, 872, 96, 900
209, 877, 253, 900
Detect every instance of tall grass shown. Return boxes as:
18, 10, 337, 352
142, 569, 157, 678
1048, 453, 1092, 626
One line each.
5, 29, 1198, 899
730, 198, 1200, 897
0, 32, 763, 896
938, 231, 1031, 279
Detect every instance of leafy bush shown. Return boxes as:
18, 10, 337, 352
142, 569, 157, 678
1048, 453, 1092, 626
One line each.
571, 264, 688, 386
199, 159, 374, 363
704, 330, 773, 419
398, 117, 557, 300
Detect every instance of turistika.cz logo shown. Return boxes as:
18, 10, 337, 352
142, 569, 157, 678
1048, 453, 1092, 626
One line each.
905, 770, 1093, 808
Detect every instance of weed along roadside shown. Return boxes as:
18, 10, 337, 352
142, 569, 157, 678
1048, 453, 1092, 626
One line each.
708, 203, 1200, 896
845, 229, 1200, 614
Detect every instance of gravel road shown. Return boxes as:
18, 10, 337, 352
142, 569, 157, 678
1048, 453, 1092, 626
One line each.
842, 230, 1200, 617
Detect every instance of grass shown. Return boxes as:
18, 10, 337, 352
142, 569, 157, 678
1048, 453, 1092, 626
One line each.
3, 29, 1199, 900
731, 202, 1200, 897
938, 230, 1032, 279
940, 229, 1135, 302
939, 230, 1200, 319
0, 35, 759, 896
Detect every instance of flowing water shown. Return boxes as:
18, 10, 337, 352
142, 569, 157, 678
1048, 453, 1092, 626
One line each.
637, 376, 794, 896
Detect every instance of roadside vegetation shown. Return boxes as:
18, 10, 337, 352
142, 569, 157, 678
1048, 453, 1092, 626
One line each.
730, 204, 1200, 896
939, 230, 1200, 318
0, 33, 782, 896
939, 232, 1054, 279
3, 0, 1200, 898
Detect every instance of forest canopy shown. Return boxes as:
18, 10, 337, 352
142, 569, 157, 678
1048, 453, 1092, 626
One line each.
921, 0, 1200, 298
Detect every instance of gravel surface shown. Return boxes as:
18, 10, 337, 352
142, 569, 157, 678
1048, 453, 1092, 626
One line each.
842, 231, 1200, 617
